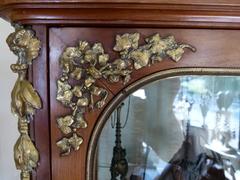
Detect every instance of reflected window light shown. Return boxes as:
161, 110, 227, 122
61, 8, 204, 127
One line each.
142, 141, 148, 154
182, 78, 207, 94
132, 89, 146, 99
142, 141, 147, 148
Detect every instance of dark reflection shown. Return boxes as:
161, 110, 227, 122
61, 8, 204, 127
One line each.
110, 103, 128, 180
97, 76, 240, 180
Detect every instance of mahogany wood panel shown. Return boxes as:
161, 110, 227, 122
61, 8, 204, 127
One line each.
49, 27, 240, 180
49, 29, 115, 180
32, 25, 51, 180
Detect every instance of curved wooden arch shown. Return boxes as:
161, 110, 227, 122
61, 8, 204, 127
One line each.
86, 67, 240, 180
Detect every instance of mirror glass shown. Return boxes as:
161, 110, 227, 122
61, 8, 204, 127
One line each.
96, 76, 240, 180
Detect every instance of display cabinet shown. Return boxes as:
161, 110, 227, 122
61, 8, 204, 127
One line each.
1, 1, 240, 180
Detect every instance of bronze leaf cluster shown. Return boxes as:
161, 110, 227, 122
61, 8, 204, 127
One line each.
56, 32, 196, 155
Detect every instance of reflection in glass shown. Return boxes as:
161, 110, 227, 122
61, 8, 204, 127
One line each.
97, 76, 240, 180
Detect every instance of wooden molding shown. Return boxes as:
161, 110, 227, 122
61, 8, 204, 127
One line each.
1, 2, 240, 28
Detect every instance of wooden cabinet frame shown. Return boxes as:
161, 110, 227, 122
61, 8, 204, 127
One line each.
1, 1, 240, 180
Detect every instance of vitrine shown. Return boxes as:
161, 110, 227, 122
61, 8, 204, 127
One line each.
1, 1, 240, 180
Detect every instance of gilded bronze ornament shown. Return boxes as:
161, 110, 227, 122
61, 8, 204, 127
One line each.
7, 24, 41, 180
56, 32, 195, 155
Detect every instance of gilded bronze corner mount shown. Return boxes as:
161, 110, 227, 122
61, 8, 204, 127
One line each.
56, 32, 196, 156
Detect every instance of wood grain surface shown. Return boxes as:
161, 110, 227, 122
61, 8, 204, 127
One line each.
1, 0, 240, 6
32, 25, 52, 180
1, 1, 240, 28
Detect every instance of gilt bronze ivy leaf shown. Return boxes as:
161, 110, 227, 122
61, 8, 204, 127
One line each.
56, 32, 196, 156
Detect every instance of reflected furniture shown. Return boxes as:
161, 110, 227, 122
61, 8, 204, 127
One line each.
1, 1, 240, 180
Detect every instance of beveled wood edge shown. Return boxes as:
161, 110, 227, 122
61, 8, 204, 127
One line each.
1, 3, 240, 29
1, 1, 240, 7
